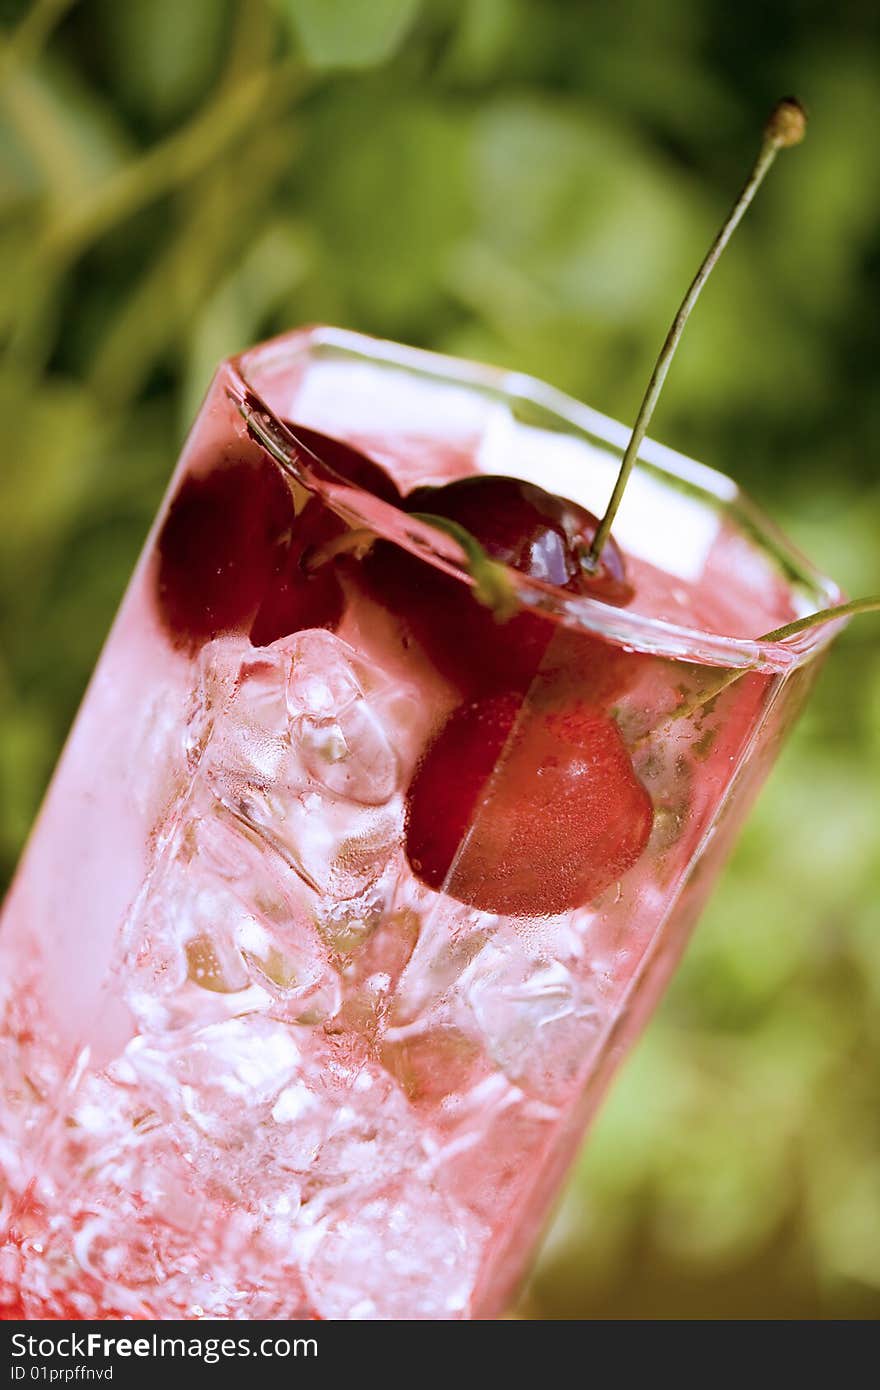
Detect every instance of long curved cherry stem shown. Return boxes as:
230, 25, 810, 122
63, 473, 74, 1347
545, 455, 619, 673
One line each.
586, 98, 807, 571
409, 512, 518, 619
760, 594, 880, 642
639, 592, 880, 744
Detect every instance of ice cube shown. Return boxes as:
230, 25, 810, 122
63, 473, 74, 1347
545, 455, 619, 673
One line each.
316, 877, 394, 955
236, 914, 340, 1026
380, 1023, 488, 1107
389, 892, 497, 1028
184, 638, 242, 768
333, 907, 420, 1041
198, 631, 408, 902
302, 1183, 482, 1320
184, 932, 250, 995
124, 857, 270, 1033
296, 701, 398, 805
204, 643, 297, 800
305, 1063, 426, 1203
464, 943, 604, 1102
287, 632, 363, 719
421, 1073, 559, 1222
287, 631, 402, 806
260, 790, 402, 901
123, 1017, 303, 1147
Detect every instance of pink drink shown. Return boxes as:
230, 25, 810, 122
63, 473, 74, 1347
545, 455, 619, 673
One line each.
0, 329, 842, 1319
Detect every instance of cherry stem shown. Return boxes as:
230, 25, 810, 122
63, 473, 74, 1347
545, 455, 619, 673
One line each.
410, 512, 518, 619
759, 594, 880, 643
640, 590, 878, 744
586, 97, 807, 571
633, 667, 742, 747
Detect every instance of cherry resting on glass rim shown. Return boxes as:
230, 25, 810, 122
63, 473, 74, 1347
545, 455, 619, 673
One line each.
368, 474, 634, 698
156, 424, 401, 650
405, 691, 653, 917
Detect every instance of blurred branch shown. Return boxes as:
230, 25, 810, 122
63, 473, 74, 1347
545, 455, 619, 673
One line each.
222, 0, 280, 85
39, 59, 305, 264
0, 0, 78, 86
88, 137, 303, 404
4, 47, 308, 371
1, 66, 116, 207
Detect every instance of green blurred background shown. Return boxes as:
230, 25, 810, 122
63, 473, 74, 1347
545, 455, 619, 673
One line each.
2, 0, 879, 1319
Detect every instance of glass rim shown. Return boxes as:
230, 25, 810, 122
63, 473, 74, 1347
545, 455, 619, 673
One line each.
229, 326, 846, 675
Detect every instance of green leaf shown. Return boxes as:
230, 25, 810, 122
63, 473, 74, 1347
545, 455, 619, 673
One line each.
278, 0, 422, 68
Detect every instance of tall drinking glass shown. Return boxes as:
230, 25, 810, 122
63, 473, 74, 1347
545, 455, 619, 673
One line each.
0, 328, 844, 1319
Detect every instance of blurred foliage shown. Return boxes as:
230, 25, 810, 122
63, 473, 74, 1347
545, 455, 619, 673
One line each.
1, 0, 879, 1320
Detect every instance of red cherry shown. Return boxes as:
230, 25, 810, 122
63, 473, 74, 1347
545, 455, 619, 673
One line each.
156, 427, 400, 651
367, 475, 633, 697
407, 476, 631, 603
248, 501, 345, 647
156, 455, 295, 650
251, 424, 402, 646
405, 690, 653, 917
